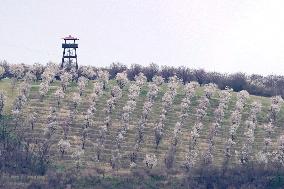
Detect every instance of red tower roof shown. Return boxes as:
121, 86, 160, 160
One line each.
62, 35, 79, 40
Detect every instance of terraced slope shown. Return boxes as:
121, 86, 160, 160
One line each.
1, 79, 284, 173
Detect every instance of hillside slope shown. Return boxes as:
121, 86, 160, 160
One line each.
1, 78, 284, 174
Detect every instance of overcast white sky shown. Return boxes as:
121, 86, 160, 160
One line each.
1, 0, 284, 75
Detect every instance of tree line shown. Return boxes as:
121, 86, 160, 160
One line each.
0, 60, 283, 98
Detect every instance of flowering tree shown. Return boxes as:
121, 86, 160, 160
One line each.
47, 107, 57, 123
110, 149, 121, 170
269, 96, 283, 124
23, 71, 36, 84
185, 149, 199, 169
38, 64, 58, 101
171, 122, 182, 146
10, 76, 34, 128
11, 109, 20, 127
204, 83, 217, 99
43, 121, 57, 139
61, 119, 70, 140
147, 83, 159, 102
31, 63, 44, 80
165, 145, 177, 169
72, 145, 84, 169
184, 82, 199, 98
115, 132, 124, 149
111, 85, 122, 101
93, 82, 104, 96
42, 63, 58, 84
77, 76, 88, 96
93, 139, 104, 162
54, 87, 65, 107
101, 122, 108, 138
129, 143, 139, 166
0, 91, 6, 117
27, 111, 37, 130
152, 75, 164, 86
128, 84, 140, 101
80, 65, 95, 79
97, 69, 109, 89
116, 71, 128, 89
58, 138, 71, 158
10, 64, 25, 90
71, 92, 81, 110
60, 72, 72, 92
273, 135, 284, 166
154, 122, 164, 149
81, 126, 89, 149
144, 153, 157, 169
134, 72, 147, 87
0, 66, 5, 78
102, 84, 122, 132
39, 82, 49, 101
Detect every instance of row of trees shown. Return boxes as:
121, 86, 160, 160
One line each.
154, 76, 180, 150
2, 61, 284, 98
201, 88, 232, 167
131, 76, 163, 168
111, 72, 147, 170
0, 87, 49, 175
185, 83, 213, 169
255, 96, 283, 165
223, 90, 250, 167
237, 101, 262, 165
164, 81, 199, 169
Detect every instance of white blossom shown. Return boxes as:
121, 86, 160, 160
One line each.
97, 69, 109, 89
111, 85, 122, 99
77, 76, 88, 96
93, 82, 103, 96
72, 92, 81, 109
60, 72, 72, 91
0, 66, 5, 77
39, 82, 49, 100
116, 71, 129, 89
273, 135, 284, 165
0, 91, 6, 116
54, 87, 65, 106
58, 139, 71, 157
72, 146, 84, 169
152, 75, 164, 86
10, 64, 25, 79
81, 66, 95, 79
134, 72, 147, 86
144, 154, 157, 168
204, 83, 217, 99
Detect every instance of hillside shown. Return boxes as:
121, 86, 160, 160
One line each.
1, 77, 284, 174
0, 74, 284, 188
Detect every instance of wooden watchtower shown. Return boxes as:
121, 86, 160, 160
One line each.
61, 35, 79, 70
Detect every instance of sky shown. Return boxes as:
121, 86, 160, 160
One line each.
0, 0, 284, 75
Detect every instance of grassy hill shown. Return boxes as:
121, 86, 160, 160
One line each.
1, 78, 284, 188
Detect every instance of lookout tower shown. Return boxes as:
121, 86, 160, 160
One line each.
61, 35, 79, 70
